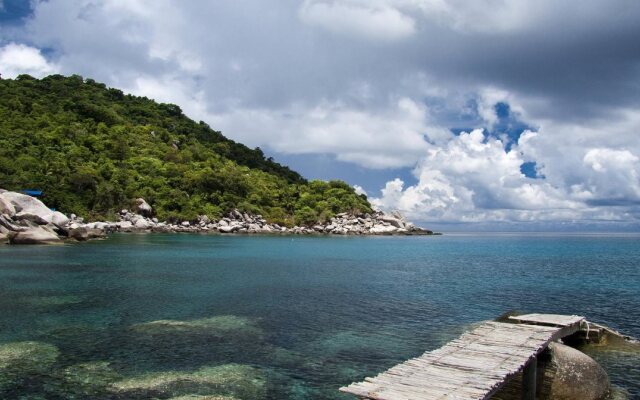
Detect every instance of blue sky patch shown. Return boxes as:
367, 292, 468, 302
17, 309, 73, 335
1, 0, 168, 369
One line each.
0, 0, 32, 24
488, 102, 533, 151
520, 161, 544, 179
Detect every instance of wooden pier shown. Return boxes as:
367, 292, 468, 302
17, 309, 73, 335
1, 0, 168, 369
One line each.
340, 314, 585, 400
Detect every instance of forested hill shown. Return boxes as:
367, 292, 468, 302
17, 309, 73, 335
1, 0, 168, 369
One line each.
0, 74, 372, 225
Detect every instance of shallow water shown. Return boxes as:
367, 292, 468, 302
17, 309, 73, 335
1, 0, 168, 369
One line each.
0, 233, 639, 399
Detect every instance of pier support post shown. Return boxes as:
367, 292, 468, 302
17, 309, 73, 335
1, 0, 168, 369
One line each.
521, 356, 537, 400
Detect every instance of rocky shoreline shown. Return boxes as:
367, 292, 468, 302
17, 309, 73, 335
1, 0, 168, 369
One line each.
0, 191, 435, 245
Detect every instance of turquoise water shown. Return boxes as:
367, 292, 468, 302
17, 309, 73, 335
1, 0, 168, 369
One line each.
0, 233, 639, 399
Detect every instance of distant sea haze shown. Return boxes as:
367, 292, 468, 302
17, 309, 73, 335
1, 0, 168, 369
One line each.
0, 233, 638, 398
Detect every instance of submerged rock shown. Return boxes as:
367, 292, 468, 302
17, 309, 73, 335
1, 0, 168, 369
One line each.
61, 361, 121, 396
0, 341, 59, 389
25, 295, 84, 308
112, 364, 266, 399
131, 315, 262, 337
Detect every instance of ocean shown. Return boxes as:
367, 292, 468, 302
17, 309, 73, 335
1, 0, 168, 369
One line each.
0, 233, 638, 399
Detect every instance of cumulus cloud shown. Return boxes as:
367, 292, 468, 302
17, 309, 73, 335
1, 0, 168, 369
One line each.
581, 148, 640, 204
372, 129, 586, 222
517, 111, 640, 209
476, 87, 528, 128
124, 75, 211, 123
353, 185, 367, 196
0, 43, 58, 78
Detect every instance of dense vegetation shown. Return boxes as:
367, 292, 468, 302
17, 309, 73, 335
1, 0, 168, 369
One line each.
0, 74, 372, 225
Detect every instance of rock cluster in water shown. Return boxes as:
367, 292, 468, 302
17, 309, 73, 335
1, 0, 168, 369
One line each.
0, 189, 106, 245
0, 190, 434, 245
113, 207, 432, 236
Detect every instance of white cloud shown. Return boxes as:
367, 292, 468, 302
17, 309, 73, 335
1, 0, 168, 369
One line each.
353, 185, 367, 196
124, 75, 211, 123
581, 148, 640, 203
300, 0, 416, 41
411, 0, 539, 33
372, 129, 587, 223
299, 0, 542, 36
208, 98, 439, 169
476, 87, 528, 128
0, 43, 58, 78
373, 112, 640, 225
517, 110, 640, 208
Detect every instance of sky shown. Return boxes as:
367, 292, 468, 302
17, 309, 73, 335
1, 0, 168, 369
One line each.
1, 0, 639, 231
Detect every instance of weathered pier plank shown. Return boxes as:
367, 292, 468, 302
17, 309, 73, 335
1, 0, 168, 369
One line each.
340, 314, 584, 400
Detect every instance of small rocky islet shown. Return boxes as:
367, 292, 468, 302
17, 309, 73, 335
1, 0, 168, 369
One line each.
0, 190, 435, 245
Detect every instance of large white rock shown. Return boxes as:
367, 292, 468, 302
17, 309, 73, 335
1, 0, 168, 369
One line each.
493, 342, 610, 400
8, 226, 61, 245
134, 219, 151, 229
390, 210, 408, 222
14, 212, 50, 225
219, 225, 239, 233
2, 192, 53, 220
117, 221, 133, 231
0, 194, 16, 217
544, 342, 610, 400
94, 222, 109, 230
134, 198, 153, 216
247, 223, 261, 232
51, 211, 70, 227
378, 215, 405, 228
370, 225, 399, 234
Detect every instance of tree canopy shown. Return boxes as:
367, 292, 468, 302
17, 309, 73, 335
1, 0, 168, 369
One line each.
0, 74, 372, 225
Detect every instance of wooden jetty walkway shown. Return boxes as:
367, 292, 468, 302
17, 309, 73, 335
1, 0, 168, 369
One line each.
340, 314, 585, 400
